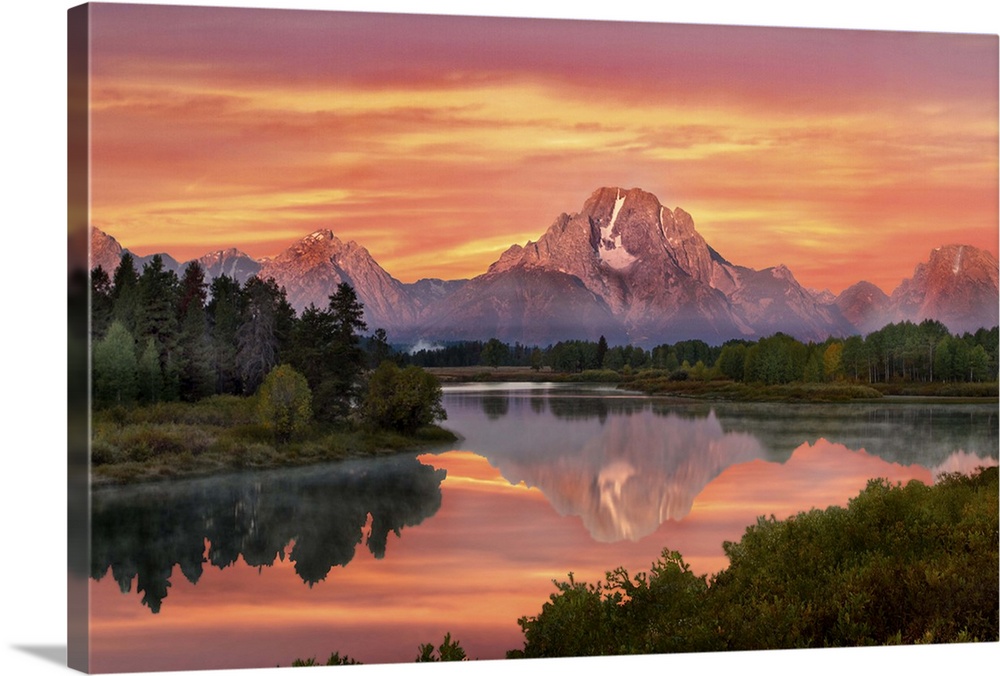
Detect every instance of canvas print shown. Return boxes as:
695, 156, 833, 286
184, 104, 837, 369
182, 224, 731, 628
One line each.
67, 2, 999, 673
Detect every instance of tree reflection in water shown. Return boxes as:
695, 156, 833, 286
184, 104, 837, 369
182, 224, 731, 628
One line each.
90, 454, 446, 612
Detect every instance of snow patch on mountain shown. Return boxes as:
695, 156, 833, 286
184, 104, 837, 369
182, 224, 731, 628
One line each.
598, 189, 637, 269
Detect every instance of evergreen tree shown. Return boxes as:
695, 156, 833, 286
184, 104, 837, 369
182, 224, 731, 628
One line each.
596, 335, 609, 369
329, 282, 367, 345
110, 252, 140, 334
91, 265, 114, 339
481, 338, 509, 368
368, 327, 393, 368
136, 337, 164, 404
135, 255, 180, 377
177, 301, 215, 401
206, 274, 245, 394
286, 303, 336, 408
236, 277, 284, 394
177, 260, 208, 318
175, 261, 214, 401
319, 283, 368, 419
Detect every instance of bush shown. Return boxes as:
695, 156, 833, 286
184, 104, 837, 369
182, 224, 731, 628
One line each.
511, 467, 998, 656
291, 651, 360, 667
256, 365, 313, 443
416, 633, 467, 662
360, 362, 446, 434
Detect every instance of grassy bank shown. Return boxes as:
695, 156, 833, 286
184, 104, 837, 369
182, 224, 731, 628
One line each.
870, 381, 999, 398
429, 366, 997, 402
426, 366, 569, 382
624, 376, 999, 402
91, 395, 457, 485
621, 376, 885, 402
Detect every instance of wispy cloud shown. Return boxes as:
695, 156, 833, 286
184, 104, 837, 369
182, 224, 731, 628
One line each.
88, 4, 998, 291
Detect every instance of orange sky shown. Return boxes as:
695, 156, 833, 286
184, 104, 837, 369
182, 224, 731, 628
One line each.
87, 4, 998, 294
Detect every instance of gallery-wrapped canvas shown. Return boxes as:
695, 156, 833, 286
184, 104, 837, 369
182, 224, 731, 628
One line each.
67, 2, 998, 674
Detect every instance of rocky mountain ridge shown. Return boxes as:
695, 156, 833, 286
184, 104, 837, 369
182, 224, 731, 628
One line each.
89, 187, 999, 346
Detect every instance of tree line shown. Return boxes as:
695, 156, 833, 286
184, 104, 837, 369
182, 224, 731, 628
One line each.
405, 322, 999, 385
90, 253, 418, 428
93, 251, 997, 412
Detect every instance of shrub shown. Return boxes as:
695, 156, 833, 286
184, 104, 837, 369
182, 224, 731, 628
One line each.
256, 365, 313, 443
291, 651, 361, 667
415, 633, 467, 662
512, 467, 998, 656
360, 362, 446, 434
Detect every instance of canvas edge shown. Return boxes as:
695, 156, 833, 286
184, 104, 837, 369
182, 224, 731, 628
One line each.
67, 3, 92, 673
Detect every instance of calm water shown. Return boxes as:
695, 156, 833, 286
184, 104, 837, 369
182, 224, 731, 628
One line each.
85, 384, 999, 672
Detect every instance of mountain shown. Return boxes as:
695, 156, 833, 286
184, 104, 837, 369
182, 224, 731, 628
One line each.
90, 227, 180, 275
415, 266, 629, 345
134, 251, 181, 275
415, 187, 853, 346
403, 278, 468, 312
256, 229, 418, 332
91, 227, 124, 274
833, 246, 999, 336
195, 248, 261, 284
91, 226, 249, 281
835, 281, 892, 335
889, 244, 999, 335
87, 190, 998, 346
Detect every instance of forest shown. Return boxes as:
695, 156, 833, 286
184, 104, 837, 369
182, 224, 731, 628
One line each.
89, 253, 448, 481
405, 323, 999, 386
92, 252, 998, 412
90, 252, 399, 412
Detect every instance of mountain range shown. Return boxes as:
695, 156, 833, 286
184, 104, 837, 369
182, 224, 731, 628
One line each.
90, 186, 999, 347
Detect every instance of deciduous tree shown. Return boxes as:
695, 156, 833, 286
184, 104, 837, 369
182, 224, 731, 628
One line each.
256, 364, 312, 442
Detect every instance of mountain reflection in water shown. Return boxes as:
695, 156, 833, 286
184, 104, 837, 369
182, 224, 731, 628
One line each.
90, 454, 445, 613
86, 385, 998, 671
441, 385, 999, 543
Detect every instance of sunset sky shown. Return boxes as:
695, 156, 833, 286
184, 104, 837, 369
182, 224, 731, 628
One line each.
87, 3, 998, 294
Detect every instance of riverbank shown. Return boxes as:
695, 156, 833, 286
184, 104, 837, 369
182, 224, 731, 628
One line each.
427, 367, 997, 402
91, 395, 457, 486
626, 378, 998, 402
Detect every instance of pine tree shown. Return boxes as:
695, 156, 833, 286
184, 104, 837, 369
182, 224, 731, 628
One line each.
236, 277, 289, 394
207, 274, 245, 394
322, 283, 368, 419
91, 265, 114, 339
110, 252, 140, 335
178, 301, 215, 401
175, 261, 214, 401
136, 255, 180, 385
368, 327, 392, 368
596, 335, 609, 370
136, 337, 164, 404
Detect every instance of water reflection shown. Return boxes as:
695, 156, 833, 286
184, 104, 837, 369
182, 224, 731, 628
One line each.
441, 387, 999, 543
91, 454, 446, 612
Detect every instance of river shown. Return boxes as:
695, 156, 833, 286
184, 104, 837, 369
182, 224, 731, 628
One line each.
84, 383, 999, 672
